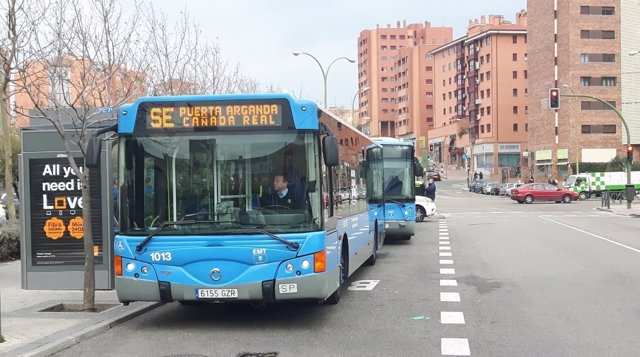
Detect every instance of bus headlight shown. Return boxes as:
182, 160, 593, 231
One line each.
140, 266, 149, 275
285, 263, 294, 272
301, 260, 310, 270
126, 262, 136, 272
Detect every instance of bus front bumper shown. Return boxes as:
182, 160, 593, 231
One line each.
115, 268, 340, 304
384, 220, 415, 238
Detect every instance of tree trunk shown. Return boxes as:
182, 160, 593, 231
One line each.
1, 63, 16, 220
81, 167, 95, 311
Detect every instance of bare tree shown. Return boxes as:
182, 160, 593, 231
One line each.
142, 4, 259, 96
0, 0, 48, 220
14, 0, 147, 310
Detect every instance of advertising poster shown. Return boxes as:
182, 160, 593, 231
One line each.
29, 157, 103, 266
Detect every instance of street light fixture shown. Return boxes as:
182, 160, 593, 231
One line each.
628, 50, 640, 56
292, 51, 355, 108
351, 86, 370, 126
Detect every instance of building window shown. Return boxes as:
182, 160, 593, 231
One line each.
425, 66, 433, 71
581, 53, 616, 63
487, 106, 491, 115
513, 123, 518, 132
581, 6, 615, 15
513, 88, 518, 97
581, 77, 592, 86
487, 89, 491, 97
602, 77, 616, 86
512, 35, 518, 44
513, 106, 518, 114
486, 124, 491, 133
581, 124, 617, 134
524, 70, 528, 79
480, 125, 485, 133
512, 53, 517, 61
581, 101, 616, 110
513, 71, 518, 79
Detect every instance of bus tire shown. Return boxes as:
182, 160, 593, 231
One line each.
365, 228, 378, 266
325, 240, 348, 305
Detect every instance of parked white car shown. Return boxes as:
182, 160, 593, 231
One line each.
0, 204, 6, 221
415, 195, 437, 222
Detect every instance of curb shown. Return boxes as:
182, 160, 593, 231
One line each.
7, 302, 162, 357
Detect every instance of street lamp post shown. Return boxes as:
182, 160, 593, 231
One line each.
560, 91, 633, 209
292, 51, 355, 108
562, 84, 580, 175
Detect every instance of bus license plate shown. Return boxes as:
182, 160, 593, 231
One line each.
196, 288, 238, 299
279, 283, 298, 294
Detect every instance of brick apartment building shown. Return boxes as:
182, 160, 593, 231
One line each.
430, 12, 528, 179
13, 54, 146, 127
527, 0, 640, 181
356, 20, 453, 149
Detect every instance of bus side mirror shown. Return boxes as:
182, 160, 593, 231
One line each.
86, 136, 102, 169
323, 136, 339, 167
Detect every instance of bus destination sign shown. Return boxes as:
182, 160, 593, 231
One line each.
144, 103, 284, 131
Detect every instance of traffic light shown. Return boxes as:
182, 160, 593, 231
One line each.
627, 145, 633, 163
549, 88, 560, 109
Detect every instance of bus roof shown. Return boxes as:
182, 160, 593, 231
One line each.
372, 137, 414, 146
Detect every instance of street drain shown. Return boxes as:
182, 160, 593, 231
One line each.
238, 353, 278, 357
38, 303, 118, 313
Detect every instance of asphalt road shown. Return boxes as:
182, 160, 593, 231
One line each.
51, 179, 640, 357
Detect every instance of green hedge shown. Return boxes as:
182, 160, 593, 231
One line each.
0, 219, 20, 261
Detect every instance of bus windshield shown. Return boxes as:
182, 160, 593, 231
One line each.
118, 132, 321, 235
382, 146, 414, 201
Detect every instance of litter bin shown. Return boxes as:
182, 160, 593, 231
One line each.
625, 184, 635, 203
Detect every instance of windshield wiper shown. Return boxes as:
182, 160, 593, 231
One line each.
386, 199, 409, 207
226, 229, 300, 251
136, 220, 197, 252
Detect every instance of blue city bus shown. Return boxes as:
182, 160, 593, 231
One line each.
88, 93, 384, 305
371, 138, 423, 240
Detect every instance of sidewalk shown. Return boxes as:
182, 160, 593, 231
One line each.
0, 260, 160, 357
595, 202, 640, 217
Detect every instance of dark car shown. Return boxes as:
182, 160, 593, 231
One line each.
490, 183, 506, 195
427, 171, 441, 181
468, 180, 484, 193
510, 183, 579, 204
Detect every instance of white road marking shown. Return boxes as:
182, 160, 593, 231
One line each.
440, 279, 458, 286
439, 252, 452, 257
441, 311, 465, 324
347, 280, 380, 291
440, 292, 461, 302
440, 260, 454, 265
439, 241, 450, 245
440, 268, 455, 275
540, 216, 640, 254
440, 246, 451, 250
441, 338, 471, 356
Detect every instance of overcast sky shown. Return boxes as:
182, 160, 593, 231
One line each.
151, 0, 527, 108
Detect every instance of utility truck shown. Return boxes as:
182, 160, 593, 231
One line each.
563, 171, 640, 200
